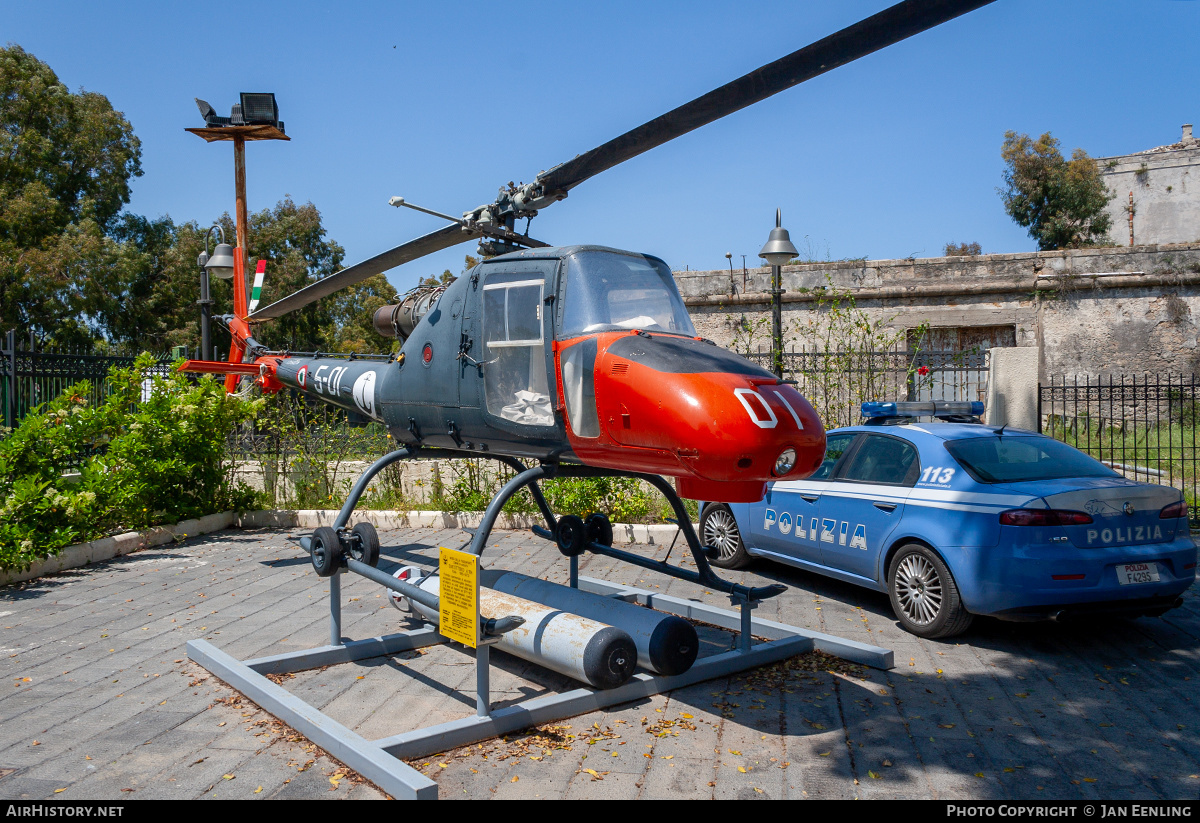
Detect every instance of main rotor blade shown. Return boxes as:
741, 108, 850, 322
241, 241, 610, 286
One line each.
248, 223, 469, 321
538, 0, 995, 194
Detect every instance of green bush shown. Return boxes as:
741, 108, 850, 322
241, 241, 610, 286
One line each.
540, 476, 655, 523
0, 354, 261, 571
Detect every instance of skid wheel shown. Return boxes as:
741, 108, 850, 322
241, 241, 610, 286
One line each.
556, 514, 587, 557
350, 522, 380, 567
310, 526, 341, 577
585, 512, 614, 547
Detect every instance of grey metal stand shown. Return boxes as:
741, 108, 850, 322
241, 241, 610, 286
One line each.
188, 573, 892, 800
205, 451, 895, 799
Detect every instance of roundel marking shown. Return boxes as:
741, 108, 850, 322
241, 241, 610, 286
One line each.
296, 365, 308, 389
352, 370, 378, 418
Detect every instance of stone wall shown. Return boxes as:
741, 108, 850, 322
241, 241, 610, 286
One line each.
1098, 126, 1200, 247
231, 457, 454, 506
674, 244, 1200, 379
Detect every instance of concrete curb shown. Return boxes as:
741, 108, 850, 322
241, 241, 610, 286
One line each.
0, 511, 235, 587
2, 510, 682, 587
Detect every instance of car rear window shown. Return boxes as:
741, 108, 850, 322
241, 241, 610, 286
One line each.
944, 436, 1119, 483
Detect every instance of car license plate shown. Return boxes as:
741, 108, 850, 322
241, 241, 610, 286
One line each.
1117, 562, 1160, 585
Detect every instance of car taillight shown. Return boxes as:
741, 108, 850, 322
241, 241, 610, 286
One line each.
1160, 500, 1188, 519
999, 509, 1093, 526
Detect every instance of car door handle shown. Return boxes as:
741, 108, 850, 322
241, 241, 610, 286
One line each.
800, 494, 819, 503
873, 502, 898, 513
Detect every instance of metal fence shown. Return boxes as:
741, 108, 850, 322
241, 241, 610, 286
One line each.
746, 348, 990, 429
1038, 374, 1199, 529
0, 331, 176, 432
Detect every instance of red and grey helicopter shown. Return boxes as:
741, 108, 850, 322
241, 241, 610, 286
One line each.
182, 1, 995, 606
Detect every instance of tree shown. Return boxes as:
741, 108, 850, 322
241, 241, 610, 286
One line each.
0, 44, 142, 344
943, 241, 982, 256
999, 131, 1112, 250
219, 197, 347, 352
323, 274, 398, 353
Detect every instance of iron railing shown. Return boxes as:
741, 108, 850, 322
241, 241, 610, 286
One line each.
746, 348, 989, 429
0, 331, 174, 432
1039, 374, 1199, 529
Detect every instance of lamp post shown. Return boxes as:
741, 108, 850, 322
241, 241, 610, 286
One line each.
196, 226, 235, 361
725, 252, 735, 296
758, 209, 798, 379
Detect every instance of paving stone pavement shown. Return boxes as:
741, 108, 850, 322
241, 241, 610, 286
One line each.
1, 523, 1197, 800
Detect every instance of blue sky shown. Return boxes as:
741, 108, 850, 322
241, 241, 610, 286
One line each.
4, 0, 1198, 294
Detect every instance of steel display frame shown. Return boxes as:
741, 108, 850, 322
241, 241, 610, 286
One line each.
187, 572, 893, 801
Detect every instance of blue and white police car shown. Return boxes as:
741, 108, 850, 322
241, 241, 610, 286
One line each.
698, 401, 1197, 638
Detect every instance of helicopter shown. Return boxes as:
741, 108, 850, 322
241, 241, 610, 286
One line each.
180, 0, 996, 606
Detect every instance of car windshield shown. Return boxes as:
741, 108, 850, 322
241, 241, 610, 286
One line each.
559, 251, 696, 339
944, 435, 1119, 484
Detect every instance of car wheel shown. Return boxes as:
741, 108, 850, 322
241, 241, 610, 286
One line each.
700, 504, 751, 569
887, 543, 973, 639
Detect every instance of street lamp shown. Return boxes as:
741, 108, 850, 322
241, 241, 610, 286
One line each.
758, 209, 798, 379
197, 226, 235, 360
725, 252, 735, 296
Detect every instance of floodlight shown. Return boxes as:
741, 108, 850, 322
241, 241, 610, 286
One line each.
240, 93, 278, 126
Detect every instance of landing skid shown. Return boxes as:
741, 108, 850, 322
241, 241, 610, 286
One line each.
301, 446, 786, 606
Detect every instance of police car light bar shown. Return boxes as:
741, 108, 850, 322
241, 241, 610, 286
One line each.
861, 401, 985, 421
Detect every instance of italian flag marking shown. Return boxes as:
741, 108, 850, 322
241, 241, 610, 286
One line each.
248, 259, 267, 314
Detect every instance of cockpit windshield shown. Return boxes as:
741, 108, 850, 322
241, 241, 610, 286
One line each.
558, 251, 697, 339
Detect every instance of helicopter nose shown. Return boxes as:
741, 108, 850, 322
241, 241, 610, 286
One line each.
606, 366, 823, 473
576, 332, 825, 501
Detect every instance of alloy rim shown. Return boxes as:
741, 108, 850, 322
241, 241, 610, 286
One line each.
895, 554, 943, 625
703, 509, 741, 559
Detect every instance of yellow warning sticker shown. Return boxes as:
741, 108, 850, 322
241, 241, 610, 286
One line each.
438, 546, 479, 648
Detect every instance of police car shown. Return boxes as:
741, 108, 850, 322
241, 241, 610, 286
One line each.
699, 401, 1197, 638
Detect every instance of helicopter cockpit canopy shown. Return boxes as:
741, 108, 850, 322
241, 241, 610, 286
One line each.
559, 251, 696, 340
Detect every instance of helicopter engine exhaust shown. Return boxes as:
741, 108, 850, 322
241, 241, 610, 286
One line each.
479, 569, 698, 676
372, 284, 447, 342
405, 572, 638, 690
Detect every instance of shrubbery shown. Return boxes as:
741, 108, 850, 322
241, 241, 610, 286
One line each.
0, 355, 260, 571
361, 457, 669, 523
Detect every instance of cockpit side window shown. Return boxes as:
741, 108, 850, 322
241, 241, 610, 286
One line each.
559, 251, 697, 339
482, 272, 552, 427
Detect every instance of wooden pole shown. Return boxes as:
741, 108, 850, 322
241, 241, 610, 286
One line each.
234, 134, 249, 306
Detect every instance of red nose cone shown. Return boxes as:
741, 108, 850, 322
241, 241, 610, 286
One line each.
556, 332, 825, 502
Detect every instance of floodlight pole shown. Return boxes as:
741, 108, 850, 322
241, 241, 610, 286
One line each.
233, 135, 249, 276
185, 111, 289, 342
